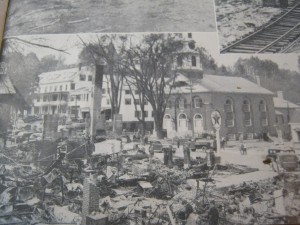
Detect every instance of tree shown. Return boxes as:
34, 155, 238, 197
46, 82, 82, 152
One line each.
122, 34, 184, 139
198, 47, 218, 73
40, 55, 66, 72
123, 76, 148, 136
79, 35, 128, 131
2, 52, 41, 103
233, 56, 280, 81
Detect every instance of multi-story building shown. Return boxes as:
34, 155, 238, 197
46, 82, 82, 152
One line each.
163, 33, 277, 140
32, 65, 94, 119
32, 33, 280, 140
32, 64, 155, 132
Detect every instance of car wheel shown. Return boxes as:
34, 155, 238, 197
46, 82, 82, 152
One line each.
202, 146, 207, 151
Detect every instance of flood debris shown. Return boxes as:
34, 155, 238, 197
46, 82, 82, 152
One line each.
0, 136, 299, 225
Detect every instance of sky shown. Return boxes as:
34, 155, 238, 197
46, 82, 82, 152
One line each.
4, 32, 300, 72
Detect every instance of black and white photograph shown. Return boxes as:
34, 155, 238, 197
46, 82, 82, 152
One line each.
4, 0, 216, 36
0, 32, 300, 224
215, 0, 300, 53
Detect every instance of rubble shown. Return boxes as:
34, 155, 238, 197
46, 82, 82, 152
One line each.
0, 136, 299, 225
215, 0, 283, 48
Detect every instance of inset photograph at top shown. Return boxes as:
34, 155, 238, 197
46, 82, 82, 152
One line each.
215, 0, 300, 53
4, 0, 216, 36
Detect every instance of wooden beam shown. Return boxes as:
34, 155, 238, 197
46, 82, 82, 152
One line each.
0, 0, 9, 51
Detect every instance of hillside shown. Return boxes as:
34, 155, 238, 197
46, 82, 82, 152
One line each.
5, 0, 215, 35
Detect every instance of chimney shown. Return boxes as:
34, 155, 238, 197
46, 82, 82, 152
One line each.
277, 91, 284, 99
82, 178, 99, 225
255, 75, 261, 86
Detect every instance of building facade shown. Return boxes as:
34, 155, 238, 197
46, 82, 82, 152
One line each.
32, 66, 95, 119
164, 74, 277, 140
273, 91, 300, 140
289, 109, 300, 149
31, 33, 281, 140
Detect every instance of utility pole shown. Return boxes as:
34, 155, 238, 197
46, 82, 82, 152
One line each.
174, 98, 178, 132
189, 80, 194, 138
90, 64, 104, 138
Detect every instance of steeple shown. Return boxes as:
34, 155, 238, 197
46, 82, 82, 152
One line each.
173, 33, 203, 79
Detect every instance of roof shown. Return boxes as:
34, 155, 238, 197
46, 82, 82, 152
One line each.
273, 97, 300, 109
38, 66, 93, 84
290, 109, 300, 123
171, 74, 274, 95
0, 74, 16, 95
275, 110, 284, 115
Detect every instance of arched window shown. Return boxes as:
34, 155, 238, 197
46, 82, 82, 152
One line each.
193, 96, 203, 108
163, 114, 172, 130
178, 113, 188, 130
194, 114, 202, 120
243, 99, 252, 126
194, 114, 204, 134
179, 114, 187, 119
224, 99, 234, 127
165, 115, 171, 119
259, 100, 268, 126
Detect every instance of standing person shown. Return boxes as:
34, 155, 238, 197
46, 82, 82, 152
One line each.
207, 149, 216, 169
240, 142, 245, 155
177, 139, 180, 149
220, 137, 226, 150
163, 147, 169, 166
243, 143, 247, 155
183, 143, 191, 169
212, 138, 217, 152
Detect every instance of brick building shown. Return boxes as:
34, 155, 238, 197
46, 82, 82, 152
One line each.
164, 74, 277, 140
274, 91, 300, 140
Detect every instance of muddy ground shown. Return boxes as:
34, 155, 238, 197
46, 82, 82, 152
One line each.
4, 0, 216, 36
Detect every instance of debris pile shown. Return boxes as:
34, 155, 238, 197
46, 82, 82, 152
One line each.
0, 137, 299, 225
